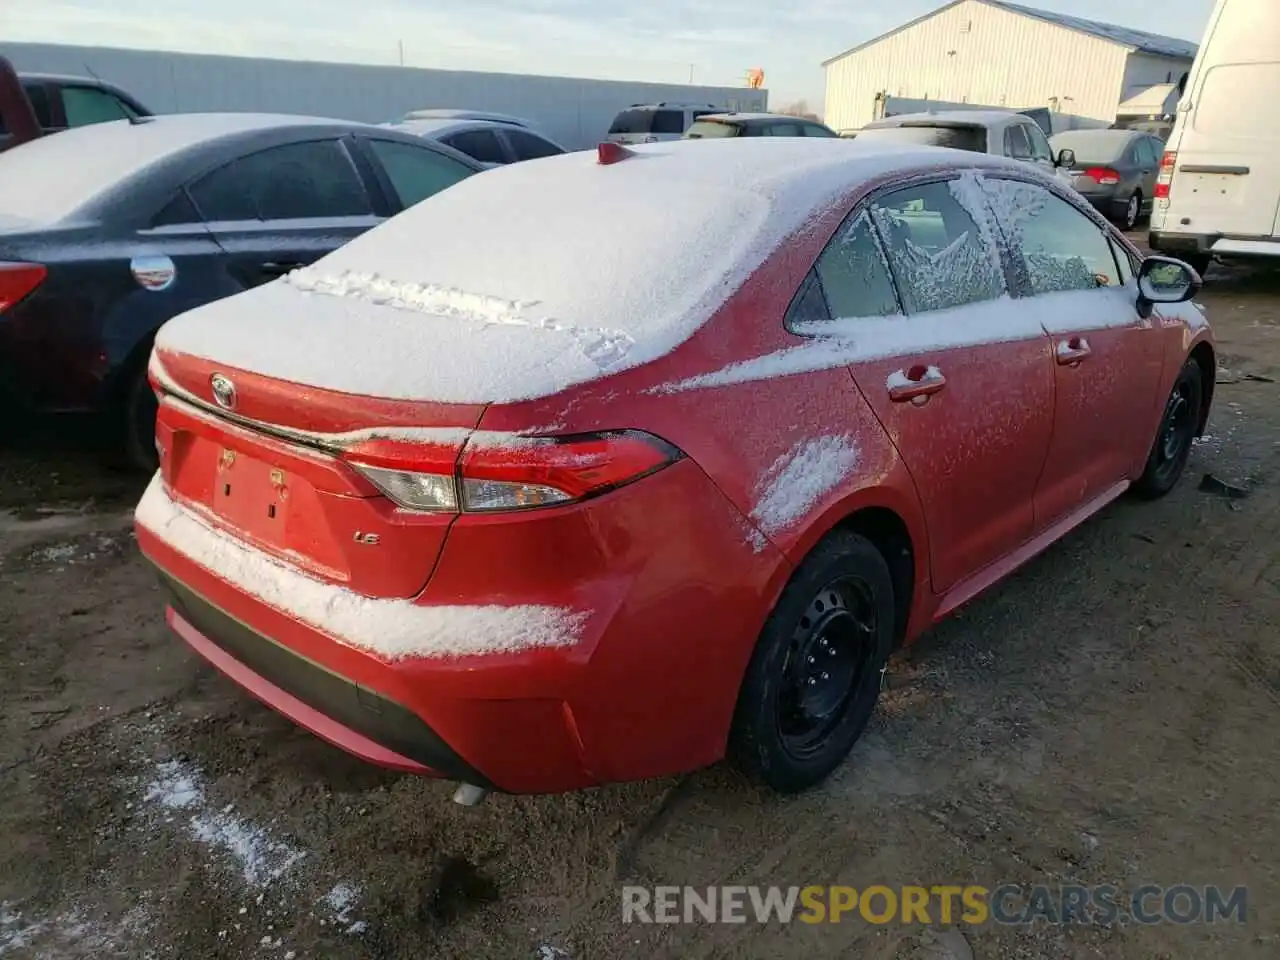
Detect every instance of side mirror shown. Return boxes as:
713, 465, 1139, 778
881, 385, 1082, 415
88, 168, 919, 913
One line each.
1137, 255, 1201, 314
1056, 148, 1076, 168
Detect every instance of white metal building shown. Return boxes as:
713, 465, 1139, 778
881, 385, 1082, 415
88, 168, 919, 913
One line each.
822, 0, 1196, 132
0, 42, 767, 150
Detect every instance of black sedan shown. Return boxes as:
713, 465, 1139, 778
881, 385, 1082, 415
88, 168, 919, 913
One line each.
0, 112, 484, 468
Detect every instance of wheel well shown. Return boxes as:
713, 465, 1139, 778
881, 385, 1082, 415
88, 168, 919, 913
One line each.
837, 507, 915, 648
106, 333, 156, 413
1189, 341, 1215, 436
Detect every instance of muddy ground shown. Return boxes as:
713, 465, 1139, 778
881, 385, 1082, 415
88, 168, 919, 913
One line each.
2, 254, 1279, 959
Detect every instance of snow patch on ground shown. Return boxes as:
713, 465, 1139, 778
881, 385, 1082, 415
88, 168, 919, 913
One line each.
143, 760, 305, 888
0, 900, 152, 957
319, 884, 367, 935
134, 474, 586, 659
750, 436, 860, 536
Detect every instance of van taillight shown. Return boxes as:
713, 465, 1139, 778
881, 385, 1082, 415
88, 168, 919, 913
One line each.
1154, 151, 1176, 200
0, 261, 47, 313
342, 430, 683, 514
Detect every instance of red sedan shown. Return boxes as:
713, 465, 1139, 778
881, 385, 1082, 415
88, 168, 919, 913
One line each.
135, 137, 1214, 798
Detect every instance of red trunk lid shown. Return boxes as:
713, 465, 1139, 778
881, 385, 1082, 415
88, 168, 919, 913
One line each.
151, 347, 486, 599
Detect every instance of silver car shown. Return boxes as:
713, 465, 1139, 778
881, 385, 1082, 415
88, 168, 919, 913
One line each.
1049, 129, 1165, 230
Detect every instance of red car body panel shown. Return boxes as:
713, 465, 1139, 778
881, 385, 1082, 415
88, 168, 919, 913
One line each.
137, 150, 1216, 794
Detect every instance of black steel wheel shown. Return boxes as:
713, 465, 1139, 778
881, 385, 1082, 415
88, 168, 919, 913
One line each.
730, 531, 896, 793
1133, 358, 1203, 499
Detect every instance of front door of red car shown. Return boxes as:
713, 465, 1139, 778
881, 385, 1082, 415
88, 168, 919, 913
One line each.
979, 176, 1165, 529
816, 178, 1055, 594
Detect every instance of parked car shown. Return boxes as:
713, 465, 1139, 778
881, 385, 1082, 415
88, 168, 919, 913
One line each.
1049, 129, 1165, 229
1150, 0, 1278, 277
0, 113, 483, 469
135, 138, 1213, 800
0, 66, 151, 152
385, 116, 566, 166
855, 110, 1064, 173
684, 113, 839, 139
606, 102, 722, 143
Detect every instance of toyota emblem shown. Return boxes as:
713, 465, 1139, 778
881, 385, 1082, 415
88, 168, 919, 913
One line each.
210, 373, 237, 410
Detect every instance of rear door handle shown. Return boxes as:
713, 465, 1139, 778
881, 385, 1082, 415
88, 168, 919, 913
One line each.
1056, 337, 1092, 366
261, 261, 304, 276
888, 364, 946, 402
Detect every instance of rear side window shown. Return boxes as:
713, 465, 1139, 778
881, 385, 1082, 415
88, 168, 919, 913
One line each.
61, 86, 132, 127
366, 139, 473, 207
869, 180, 1006, 313
814, 212, 900, 321
22, 83, 54, 128
152, 190, 201, 227
504, 129, 563, 161
609, 109, 653, 134
981, 179, 1121, 293
1003, 124, 1032, 159
442, 128, 507, 164
650, 110, 686, 135
189, 140, 372, 221
1135, 138, 1160, 166
766, 122, 803, 137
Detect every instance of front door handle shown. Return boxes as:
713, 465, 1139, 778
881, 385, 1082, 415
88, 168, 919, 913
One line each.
1056, 337, 1092, 366
888, 364, 947, 403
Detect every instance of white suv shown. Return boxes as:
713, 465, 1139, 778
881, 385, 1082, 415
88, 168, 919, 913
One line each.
606, 102, 723, 144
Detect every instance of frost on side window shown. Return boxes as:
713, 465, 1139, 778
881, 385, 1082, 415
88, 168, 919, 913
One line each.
870, 181, 1005, 314
979, 178, 1120, 295
815, 212, 899, 321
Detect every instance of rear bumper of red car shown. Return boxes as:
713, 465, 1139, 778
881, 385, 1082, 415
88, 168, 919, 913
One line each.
136, 457, 783, 794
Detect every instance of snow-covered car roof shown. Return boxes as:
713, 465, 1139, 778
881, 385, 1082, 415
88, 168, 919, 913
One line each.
384, 116, 565, 150
0, 113, 361, 226
865, 110, 1029, 129
154, 138, 1033, 405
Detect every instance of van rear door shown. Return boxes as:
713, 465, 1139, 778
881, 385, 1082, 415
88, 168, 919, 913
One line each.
1172, 2, 1280, 240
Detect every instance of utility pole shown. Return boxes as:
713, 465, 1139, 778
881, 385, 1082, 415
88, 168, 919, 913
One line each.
688, 64, 694, 84
398, 40, 405, 66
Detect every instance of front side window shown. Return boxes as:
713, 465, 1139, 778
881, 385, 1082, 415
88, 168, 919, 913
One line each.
442, 128, 507, 164
504, 129, 563, 161
366, 139, 473, 207
61, 86, 132, 127
189, 139, 372, 222
766, 122, 803, 137
981, 178, 1121, 294
685, 120, 739, 139
1024, 122, 1053, 162
869, 179, 1006, 314
802, 124, 837, 138
1003, 124, 1032, 160
813, 212, 900, 322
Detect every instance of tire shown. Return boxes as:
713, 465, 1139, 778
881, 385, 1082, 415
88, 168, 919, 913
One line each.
117, 363, 159, 474
1132, 358, 1203, 500
728, 531, 896, 793
1121, 191, 1142, 231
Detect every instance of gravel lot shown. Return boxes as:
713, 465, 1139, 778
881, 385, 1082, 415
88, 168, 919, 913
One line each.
2, 251, 1278, 959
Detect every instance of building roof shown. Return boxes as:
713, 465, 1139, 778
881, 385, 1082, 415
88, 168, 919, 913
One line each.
822, 0, 1197, 66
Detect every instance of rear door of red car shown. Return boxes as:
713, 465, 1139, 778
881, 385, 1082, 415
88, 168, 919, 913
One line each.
978, 175, 1165, 529
818, 175, 1055, 595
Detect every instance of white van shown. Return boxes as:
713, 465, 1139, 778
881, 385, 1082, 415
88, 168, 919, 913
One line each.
1149, 0, 1280, 275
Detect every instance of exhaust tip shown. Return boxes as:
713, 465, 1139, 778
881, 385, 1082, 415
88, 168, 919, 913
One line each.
452, 783, 489, 807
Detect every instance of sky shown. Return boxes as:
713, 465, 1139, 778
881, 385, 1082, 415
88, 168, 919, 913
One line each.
7, 0, 1216, 109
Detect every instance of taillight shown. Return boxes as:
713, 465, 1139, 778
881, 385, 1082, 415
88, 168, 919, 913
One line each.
0, 261, 47, 313
343, 430, 682, 514
1154, 150, 1176, 200
1084, 166, 1121, 185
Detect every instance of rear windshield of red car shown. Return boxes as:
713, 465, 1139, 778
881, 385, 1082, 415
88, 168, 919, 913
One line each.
857, 124, 987, 153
